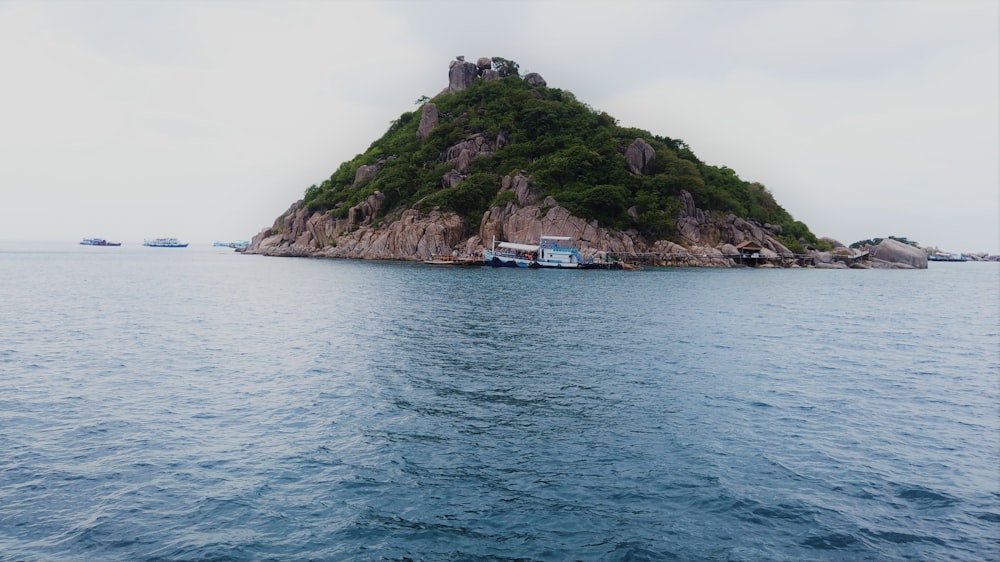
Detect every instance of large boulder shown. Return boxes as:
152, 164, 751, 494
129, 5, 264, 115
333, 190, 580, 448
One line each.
347, 192, 385, 226
447, 58, 479, 93
871, 238, 928, 269
445, 134, 492, 164
524, 72, 546, 86
625, 138, 656, 175
500, 172, 535, 205
417, 103, 439, 140
678, 190, 706, 223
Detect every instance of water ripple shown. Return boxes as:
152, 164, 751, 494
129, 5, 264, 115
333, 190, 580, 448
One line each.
0, 247, 997, 561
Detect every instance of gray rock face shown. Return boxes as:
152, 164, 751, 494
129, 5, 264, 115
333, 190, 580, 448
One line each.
248, 203, 466, 260
500, 172, 534, 205
441, 170, 464, 188
479, 197, 637, 258
245, 187, 928, 269
445, 134, 492, 162
347, 192, 384, 226
678, 190, 706, 223
871, 238, 928, 269
352, 156, 394, 186
447, 60, 479, 93
417, 103, 439, 140
440, 57, 544, 94
524, 72, 546, 86
625, 138, 656, 175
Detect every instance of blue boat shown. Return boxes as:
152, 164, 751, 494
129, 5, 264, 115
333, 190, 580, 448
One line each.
483, 235, 589, 268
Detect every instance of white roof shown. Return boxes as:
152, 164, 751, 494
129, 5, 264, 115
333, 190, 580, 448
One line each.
498, 241, 539, 252
540, 235, 573, 241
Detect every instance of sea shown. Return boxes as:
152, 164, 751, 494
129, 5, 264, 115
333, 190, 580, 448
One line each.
1, 241, 997, 561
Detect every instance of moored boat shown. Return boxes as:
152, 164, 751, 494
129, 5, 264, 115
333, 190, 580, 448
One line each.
483, 237, 537, 267
144, 237, 188, 248
482, 235, 639, 270
535, 235, 584, 268
80, 238, 121, 246
928, 252, 967, 262
424, 254, 485, 266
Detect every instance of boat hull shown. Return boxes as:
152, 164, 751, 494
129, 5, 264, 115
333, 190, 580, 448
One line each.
483, 250, 534, 267
144, 238, 188, 248
535, 260, 580, 269
80, 238, 121, 246
424, 257, 484, 266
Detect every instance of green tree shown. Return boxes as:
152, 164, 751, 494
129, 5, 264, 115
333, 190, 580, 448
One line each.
491, 56, 520, 78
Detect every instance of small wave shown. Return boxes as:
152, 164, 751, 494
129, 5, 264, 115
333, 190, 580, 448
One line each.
863, 528, 947, 545
605, 540, 680, 560
802, 533, 859, 550
751, 503, 816, 522
896, 486, 959, 508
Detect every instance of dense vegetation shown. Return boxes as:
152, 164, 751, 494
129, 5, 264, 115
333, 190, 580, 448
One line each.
300, 59, 823, 252
851, 236, 920, 249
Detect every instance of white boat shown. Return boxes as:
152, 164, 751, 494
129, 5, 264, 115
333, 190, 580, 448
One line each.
144, 237, 188, 248
483, 237, 537, 267
423, 254, 484, 266
80, 238, 121, 246
535, 235, 584, 268
213, 240, 249, 249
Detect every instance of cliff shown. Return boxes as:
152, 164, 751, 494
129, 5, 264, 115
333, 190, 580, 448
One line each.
246, 56, 923, 269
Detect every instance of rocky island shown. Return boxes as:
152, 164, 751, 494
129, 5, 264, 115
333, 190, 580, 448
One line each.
246, 56, 927, 269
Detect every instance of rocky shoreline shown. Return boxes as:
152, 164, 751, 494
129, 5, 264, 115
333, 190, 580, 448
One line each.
244, 187, 930, 269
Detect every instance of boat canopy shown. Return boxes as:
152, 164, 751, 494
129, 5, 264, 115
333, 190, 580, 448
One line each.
497, 241, 539, 252
539, 235, 573, 241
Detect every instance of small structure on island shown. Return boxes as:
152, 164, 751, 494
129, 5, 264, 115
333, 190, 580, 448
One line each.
736, 240, 765, 266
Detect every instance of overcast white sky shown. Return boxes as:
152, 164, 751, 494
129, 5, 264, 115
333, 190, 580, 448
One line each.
1, 0, 997, 252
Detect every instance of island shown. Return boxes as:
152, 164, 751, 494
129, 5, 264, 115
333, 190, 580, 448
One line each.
245, 56, 934, 269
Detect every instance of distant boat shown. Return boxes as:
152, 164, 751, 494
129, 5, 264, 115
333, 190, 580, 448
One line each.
928, 252, 967, 262
213, 240, 249, 249
144, 237, 188, 248
80, 238, 121, 246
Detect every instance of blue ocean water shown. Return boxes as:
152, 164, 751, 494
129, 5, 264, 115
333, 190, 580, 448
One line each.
0, 241, 997, 561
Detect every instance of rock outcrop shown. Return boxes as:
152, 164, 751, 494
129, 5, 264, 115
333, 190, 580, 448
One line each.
447, 57, 479, 93
442, 56, 548, 95
247, 176, 800, 268
625, 138, 656, 175
416, 103, 439, 140
524, 72, 547, 87
871, 238, 928, 269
